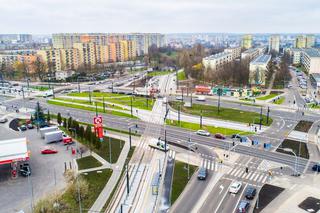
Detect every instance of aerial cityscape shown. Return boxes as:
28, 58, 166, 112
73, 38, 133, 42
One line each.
0, 1, 320, 213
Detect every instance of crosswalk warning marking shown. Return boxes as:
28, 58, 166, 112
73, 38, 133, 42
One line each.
258, 175, 264, 182
234, 169, 242, 177
253, 173, 260, 182
262, 176, 268, 183
240, 172, 247, 179
244, 172, 252, 179
211, 162, 215, 170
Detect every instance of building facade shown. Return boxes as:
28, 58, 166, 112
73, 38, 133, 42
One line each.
202, 52, 233, 71
241, 46, 266, 61
301, 48, 320, 74
224, 46, 241, 60
269, 35, 280, 53
249, 54, 271, 86
241, 35, 252, 49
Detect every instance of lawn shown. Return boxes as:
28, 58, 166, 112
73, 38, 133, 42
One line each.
68, 92, 155, 111
60, 169, 113, 212
171, 161, 197, 205
294, 120, 313, 132
30, 85, 50, 91
147, 70, 173, 77
47, 99, 137, 119
76, 156, 102, 170
177, 71, 187, 81
276, 139, 309, 159
169, 101, 272, 126
273, 97, 285, 105
256, 93, 279, 100
166, 119, 253, 136
96, 136, 125, 163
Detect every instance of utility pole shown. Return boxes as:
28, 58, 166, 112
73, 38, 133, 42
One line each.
178, 105, 181, 124
95, 102, 98, 116
89, 87, 92, 104
52, 85, 55, 98
266, 106, 270, 124
129, 127, 132, 148
259, 106, 262, 130
164, 129, 167, 152
130, 95, 133, 117
111, 81, 114, 93
182, 88, 184, 102
103, 96, 105, 113
190, 92, 193, 107
126, 164, 130, 194
77, 77, 80, 93
176, 69, 179, 88
200, 109, 203, 128
217, 88, 222, 114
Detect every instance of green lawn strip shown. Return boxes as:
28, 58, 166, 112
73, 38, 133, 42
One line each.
273, 97, 285, 105
276, 139, 309, 159
171, 161, 197, 205
169, 101, 272, 126
76, 156, 102, 170
166, 119, 253, 136
60, 169, 113, 212
54, 97, 127, 111
147, 70, 173, 77
47, 99, 137, 119
308, 103, 320, 109
256, 93, 279, 100
30, 85, 50, 91
102, 147, 136, 211
177, 71, 186, 80
68, 92, 154, 111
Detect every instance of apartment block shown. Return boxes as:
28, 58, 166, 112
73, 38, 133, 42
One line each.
295, 35, 307, 48
269, 35, 280, 53
249, 54, 271, 86
288, 48, 302, 65
301, 48, 320, 74
241, 46, 266, 61
202, 52, 233, 71
73, 42, 97, 67
0, 55, 18, 67
37, 49, 62, 71
224, 46, 241, 60
59, 49, 80, 70
241, 34, 252, 49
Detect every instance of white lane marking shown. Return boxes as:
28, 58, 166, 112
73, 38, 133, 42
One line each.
219, 185, 224, 194
211, 161, 215, 170
231, 183, 248, 213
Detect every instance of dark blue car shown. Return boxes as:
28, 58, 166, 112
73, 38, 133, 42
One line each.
312, 164, 320, 172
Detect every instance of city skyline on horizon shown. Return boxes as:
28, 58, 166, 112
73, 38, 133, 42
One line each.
0, 0, 319, 34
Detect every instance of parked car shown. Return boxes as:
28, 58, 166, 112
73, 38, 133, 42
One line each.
237, 200, 250, 212
312, 163, 320, 172
229, 181, 242, 194
196, 96, 206, 101
245, 186, 256, 199
196, 130, 210, 136
27, 123, 34, 129
232, 134, 241, 139
0, 118, 8, 123
41, 147, 58, 154
214, 133, 226, 139
175, 96, 183, 101
20, 125, 27, 131
19, 163, 31, 177
197, 167, 207, 180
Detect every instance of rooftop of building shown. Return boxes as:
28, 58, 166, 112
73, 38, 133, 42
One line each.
203, 52, 232, 60
242, 48, 259, 54
310, 73, 320, 82
251, 54, 271, 64
303, 48, 320, 57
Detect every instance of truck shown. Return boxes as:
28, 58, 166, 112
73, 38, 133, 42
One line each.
40, 126, 59, 138
44, 131, 63, 143
62, 133, 73, 145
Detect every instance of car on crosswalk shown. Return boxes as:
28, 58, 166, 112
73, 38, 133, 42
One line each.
197, 167, 207, 180
196, 130, 210, 136
229, 181, 242, 194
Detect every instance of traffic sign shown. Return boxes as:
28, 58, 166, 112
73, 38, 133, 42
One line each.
93, 116, 103, 124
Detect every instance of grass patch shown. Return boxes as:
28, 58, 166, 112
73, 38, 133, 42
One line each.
30, 85, 50, 91
96, 136, 125, 163
147, 70, 173, 77
294, 120, 313, 132
169, 101, 272, 126
177, 71, 186, 81
166, 119, 253, 136
276, 139, 309, 159
76, 156, 102, 170
102, 147, 136, 211
68, 92, 154, 111
256, 93, 279, 100
47, 99, 137, 119
171, 161, 197, 205
308, 103, 320, 109
273, 97, 285, 105
60, 169, 112, 212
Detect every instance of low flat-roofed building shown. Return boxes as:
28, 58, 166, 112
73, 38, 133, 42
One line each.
249, 54, 271, 86
224, 46, 241, 60
301, 48, 320, 74
202, 52, 233, 71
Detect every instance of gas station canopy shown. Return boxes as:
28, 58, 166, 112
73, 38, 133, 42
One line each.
0, 138, 29, 165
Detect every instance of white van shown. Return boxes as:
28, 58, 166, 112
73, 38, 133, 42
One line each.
197, 96, 206, 101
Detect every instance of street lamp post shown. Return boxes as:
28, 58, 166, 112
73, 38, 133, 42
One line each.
278, 147, 298, 176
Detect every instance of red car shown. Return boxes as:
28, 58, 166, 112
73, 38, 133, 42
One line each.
63, 136, 73, 145
215, 133, 226, 139
41, 147, 58, 154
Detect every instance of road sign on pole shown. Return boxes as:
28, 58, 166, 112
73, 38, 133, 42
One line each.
93, 116, 103, 125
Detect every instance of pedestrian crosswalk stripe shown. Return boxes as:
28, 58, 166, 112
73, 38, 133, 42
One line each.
262, 176, 267, 183
230, 168, 237, 176
258, 175, 264, 182
234, 169, 242, 177
244, 172, 251, 179
240, 172, 247, 178
254, 173, 260, 182
250, 173, 258, 181
211, 162, 215, 170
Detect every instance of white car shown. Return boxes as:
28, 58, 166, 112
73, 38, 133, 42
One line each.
176, 96, 183, 101
229, 181, 242, 194
196, 96, 206, 101
196, 130, 210, 136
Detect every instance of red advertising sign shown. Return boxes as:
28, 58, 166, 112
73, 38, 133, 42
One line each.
93, 116, 103, 125
94, 123, 104, 139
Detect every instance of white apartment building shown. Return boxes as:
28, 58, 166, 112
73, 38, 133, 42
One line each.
288, 48, 302, 65
224, 46, 241, 60
249, 54, 271, 86
0, 54, 18, 67
269, 35, 280, 53
202, 52, 233, 71
301, 48, 320, 74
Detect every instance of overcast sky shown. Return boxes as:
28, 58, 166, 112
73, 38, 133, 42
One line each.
0, 0, 319, 34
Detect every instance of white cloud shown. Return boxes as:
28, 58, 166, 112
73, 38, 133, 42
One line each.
0, 0, 319, 33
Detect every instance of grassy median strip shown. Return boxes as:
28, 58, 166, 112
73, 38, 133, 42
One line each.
76, 156, 102, 170
169, 101, 272, 126
47, 99, 137, 119
68, 92, 155, 111
177, 71, 186, 80
273, 97, 285, 105
171, 161, 197, 205
256, 93, 278, 100
147, 70, 173, 77
166, 119, 253, 136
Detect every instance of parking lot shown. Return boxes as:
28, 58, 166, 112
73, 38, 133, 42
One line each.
0, 118, 75, 212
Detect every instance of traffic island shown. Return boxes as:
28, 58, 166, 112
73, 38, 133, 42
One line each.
253, 184, 284, 212
294, 120, 313, 132
276, 139, 309, 159
298, 197, 320, 212
171, 160, 197, 205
